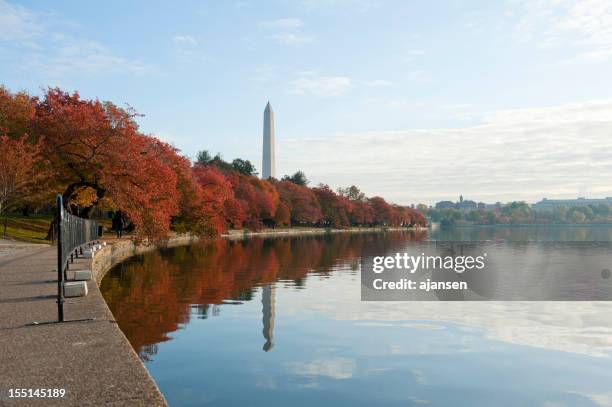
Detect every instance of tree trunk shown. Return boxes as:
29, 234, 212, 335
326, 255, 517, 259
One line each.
45, 182, 105, 240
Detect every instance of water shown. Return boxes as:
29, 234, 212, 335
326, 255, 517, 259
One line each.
101, 228, 612, 406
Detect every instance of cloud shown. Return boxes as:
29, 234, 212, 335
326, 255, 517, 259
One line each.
0, 0, 41, 42
0, 0, 153, 77
259, 18, 304, 29
251, 64, 278, 85
272, 33, 315, 45
513, 0, 612, 60
278, 100, 612, 204
289, 357, 356, 379
363, 79, 393, 87
282, 266, 612, 358
173, 35, 198, 46
300, 0, 378, 13
22, 38, 153, 77
406, 70, 428, 82
404, 49, 425, 62
259, 17, 313, 46
290, 72, 353, 97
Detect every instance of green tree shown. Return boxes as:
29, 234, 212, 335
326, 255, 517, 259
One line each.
282, 171, 308, 186
231, 158, 257, 176
195, 150, 213, 166
596, 204, 610, 217
337, 185, 365, 201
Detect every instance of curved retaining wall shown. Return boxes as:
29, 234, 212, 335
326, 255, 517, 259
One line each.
91, 235, 199, 282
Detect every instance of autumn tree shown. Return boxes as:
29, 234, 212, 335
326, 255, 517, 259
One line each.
0, 86, 37, 142
349, 199, 374, 226
312, 184, 352, 227
0, 135, 40, 214
369, 196, 395, 226
192, 165, 242, 233
226, 171, 279, 230
33, 88, 188, 240
274, 180, 322, 225
273, 201, 291, 226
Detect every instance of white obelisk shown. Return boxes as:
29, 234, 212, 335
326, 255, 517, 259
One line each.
262, 102, 276, 179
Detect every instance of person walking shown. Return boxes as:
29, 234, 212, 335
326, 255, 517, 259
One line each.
112, 210, 125, 238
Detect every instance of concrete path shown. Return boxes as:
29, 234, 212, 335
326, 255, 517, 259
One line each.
0, 242, 167, 406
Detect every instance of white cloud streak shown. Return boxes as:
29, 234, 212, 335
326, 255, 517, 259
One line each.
173, 35, 198, 46
259, 18, 304, 29
0, 0, 41, 42
290, 72, 353, 97
363, 79, 393, 87
278, 100, 612, 204
260, 17, 313, 46
514, 0, 612, 60
273, 33, 315, 45
0, 0, 153, 77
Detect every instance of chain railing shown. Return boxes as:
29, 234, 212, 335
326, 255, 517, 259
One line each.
56, 194, 100, 322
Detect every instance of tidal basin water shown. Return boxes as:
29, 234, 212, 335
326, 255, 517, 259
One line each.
101, 228, 612, 406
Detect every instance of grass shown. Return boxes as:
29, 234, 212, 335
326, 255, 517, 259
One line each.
0, 214, 52, 243
0, 214, 113, 244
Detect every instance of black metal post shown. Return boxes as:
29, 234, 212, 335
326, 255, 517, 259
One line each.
56, 195, 65, 322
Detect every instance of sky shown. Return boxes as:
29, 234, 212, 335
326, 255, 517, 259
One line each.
1, 0, 612, 205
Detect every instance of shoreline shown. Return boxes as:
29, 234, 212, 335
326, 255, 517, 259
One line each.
93, 226, 427, 281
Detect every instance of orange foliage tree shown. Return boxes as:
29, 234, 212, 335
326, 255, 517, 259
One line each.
274, 180, 322, 226
0, 135, 40, 214
225, 171, 279, 230
192, 165, 244, 233
312, 184, 352, 227
34, 89, 183, 239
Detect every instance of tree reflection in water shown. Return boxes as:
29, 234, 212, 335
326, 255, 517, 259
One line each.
100, 231, 427, 359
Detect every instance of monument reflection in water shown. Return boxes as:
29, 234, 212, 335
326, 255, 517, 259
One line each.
101, 229, 612, 407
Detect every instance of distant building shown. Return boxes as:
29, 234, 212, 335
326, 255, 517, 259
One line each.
435, 200, 456, 209
458, 200, 477, 211
435, 195, 480, 211
485, 202, 505, 210
533, 197, 612, 211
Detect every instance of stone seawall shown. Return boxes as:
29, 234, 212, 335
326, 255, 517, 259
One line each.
91, 234, 199, 282
222, 226, 425, 239
93, 227, 424, 283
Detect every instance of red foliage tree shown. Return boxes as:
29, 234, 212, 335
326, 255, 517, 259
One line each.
274, 180, 322, 225
312, 184, 352, 227
226, 171, 279, 230
369, 196, 395, 226
192, 165, 241, 233
273, 201, 291, 226
408, 207, 428, 226
0, 135, 40, 214
349, 199, 375, 226
34, 88, 183, 240
0, 86, 37, 142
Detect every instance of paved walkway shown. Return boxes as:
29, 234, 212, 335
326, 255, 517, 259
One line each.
0, 241, 167, 406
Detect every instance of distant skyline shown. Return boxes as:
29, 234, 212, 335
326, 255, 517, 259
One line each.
2, 0, 612, 204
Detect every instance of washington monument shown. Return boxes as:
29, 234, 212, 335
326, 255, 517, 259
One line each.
262, 102, 276, 179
